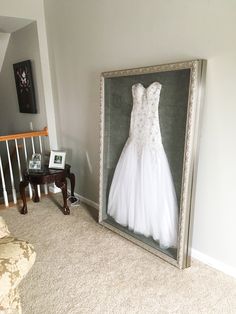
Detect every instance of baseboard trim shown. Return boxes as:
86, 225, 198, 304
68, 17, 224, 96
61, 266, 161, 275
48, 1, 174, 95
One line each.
78, 194, 99, 210
191, 248, 236, 279
67, 190, 99, 210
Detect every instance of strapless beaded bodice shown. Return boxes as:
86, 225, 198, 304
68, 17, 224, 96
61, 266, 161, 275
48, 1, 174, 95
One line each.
129, 82, 163, 149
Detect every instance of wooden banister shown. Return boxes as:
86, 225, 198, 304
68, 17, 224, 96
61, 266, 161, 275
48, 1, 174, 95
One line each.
0, 127, 48, 142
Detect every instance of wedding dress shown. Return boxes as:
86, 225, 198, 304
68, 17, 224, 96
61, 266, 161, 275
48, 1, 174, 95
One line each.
107, 82, 178, 248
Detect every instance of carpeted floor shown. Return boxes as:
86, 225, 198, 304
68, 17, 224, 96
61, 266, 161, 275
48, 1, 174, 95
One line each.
1, 195, 236, 314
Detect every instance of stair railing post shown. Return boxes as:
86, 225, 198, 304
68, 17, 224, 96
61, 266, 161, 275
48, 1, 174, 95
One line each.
39, 136, 48, 195
31, 136, 41, 198
23, 137, 33, 199
6, 140, 17, 204
0, 154, 9, 207
15, 139, 23, 182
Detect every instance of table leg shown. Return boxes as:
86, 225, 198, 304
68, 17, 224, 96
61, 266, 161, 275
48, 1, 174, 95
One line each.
68, 173, 75, 196
32, 184, 40, 202
68, 172, 77, 203
19, 180, 29, 214
55, 179, 70, 215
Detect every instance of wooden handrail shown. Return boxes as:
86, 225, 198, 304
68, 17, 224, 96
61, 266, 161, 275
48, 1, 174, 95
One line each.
0, 127, 48, 142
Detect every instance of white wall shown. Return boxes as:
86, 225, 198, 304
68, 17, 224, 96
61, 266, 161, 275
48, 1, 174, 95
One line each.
0, 32, 10, 71
44, 0, 236, 271
0, 23, 47, 135
0, 0, 58, 149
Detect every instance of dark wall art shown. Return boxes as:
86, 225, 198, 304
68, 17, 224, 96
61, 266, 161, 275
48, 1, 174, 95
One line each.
13, 60, 37, 114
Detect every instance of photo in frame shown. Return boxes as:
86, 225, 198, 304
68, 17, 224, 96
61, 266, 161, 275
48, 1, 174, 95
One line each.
49, 151, 66, 169
13, 60, 37, 113
29, 160, 41, 171
99, 60, 206, 269
28, 154, 42, 171
32, 153, 41, 162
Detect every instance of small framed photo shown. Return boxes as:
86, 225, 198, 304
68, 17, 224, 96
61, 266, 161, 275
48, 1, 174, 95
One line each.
32, 153, 41, 162
29, 160, 41, 171
49, 151, 66, 169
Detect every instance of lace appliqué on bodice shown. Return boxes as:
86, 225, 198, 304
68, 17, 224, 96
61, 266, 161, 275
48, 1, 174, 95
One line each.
129, 82, 163, 152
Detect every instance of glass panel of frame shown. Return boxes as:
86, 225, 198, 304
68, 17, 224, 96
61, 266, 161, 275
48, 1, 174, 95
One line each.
99, 60, 206, 269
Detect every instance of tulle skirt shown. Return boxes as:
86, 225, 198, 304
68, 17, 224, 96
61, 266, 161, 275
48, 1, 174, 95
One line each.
107, 139, 178, 248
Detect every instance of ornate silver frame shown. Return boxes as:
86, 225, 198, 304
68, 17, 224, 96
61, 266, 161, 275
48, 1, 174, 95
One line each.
99, 60, 206, 269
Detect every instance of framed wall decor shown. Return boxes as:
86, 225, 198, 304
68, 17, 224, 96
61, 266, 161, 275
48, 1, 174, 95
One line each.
99, 60, 206, 269
13, 60, 37, 113
49, 151, 66, 169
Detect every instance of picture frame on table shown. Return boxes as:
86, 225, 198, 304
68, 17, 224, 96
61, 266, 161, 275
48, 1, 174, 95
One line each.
28, 154, 42, 171
49, 151, 66, 169
28, 160, 41, 171
99, 59, 206, 269
32, 153, 41, 162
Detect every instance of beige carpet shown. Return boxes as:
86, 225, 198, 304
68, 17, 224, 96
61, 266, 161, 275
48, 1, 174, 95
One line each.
1, 195, 236, 314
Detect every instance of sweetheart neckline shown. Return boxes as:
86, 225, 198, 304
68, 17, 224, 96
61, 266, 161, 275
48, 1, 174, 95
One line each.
132, 81, 162, 91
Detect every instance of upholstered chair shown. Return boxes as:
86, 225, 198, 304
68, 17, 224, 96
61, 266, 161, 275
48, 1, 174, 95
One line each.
0, 216, 36, 313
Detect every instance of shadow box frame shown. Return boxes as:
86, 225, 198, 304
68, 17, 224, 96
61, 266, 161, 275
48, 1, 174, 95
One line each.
99, 60, 206, 269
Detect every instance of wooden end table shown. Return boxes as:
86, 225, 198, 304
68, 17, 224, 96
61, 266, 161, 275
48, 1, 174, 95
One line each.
19, 164, 76, 215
